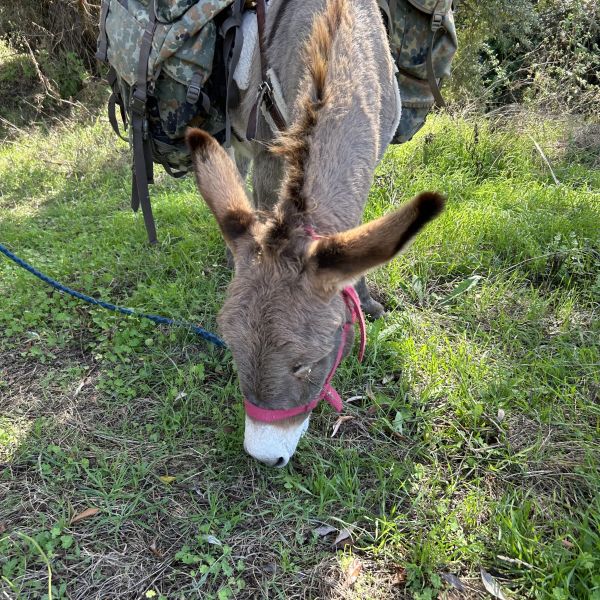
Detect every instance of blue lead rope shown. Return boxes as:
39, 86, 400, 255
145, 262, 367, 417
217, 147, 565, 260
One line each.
0, 243, 226, 348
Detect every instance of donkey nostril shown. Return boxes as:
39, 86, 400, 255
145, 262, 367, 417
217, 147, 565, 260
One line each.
274, 456, 288, 468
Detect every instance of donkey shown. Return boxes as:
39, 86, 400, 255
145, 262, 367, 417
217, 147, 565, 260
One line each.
186, 0, 445, 466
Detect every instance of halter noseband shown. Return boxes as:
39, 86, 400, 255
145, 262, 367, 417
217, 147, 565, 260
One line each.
243, 282, 367, 424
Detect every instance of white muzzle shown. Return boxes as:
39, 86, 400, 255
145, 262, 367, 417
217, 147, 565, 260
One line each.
243, 415, 310, 467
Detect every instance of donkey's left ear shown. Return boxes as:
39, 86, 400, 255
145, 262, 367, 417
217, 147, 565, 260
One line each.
186, 128, 255, 255
308, 192, 445, 292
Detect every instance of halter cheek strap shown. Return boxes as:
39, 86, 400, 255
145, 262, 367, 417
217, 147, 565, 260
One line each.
243, 284, 367, 423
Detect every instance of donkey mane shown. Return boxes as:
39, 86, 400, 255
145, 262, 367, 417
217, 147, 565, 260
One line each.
265, 0, 349, 250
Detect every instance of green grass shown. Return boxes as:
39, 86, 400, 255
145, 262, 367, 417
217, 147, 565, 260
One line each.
1, 109, 598, 600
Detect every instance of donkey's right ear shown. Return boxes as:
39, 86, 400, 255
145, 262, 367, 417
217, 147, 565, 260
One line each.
186, 128, 255, 254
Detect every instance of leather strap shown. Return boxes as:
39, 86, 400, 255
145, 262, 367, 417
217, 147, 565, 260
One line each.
130, 5, 158, 244
246, 0, 287, 140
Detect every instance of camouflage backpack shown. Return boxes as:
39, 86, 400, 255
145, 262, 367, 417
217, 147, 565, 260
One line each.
381, 0, 458, 143
96, 0, 243, 243
96, 0, 455, 243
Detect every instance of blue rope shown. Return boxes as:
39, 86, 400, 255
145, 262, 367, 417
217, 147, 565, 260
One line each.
0, 242, 226, 348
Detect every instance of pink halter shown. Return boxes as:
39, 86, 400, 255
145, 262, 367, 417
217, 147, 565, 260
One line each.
243, 285, 367, 423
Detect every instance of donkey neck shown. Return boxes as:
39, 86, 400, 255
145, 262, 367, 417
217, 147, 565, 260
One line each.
238, 0, 398, 234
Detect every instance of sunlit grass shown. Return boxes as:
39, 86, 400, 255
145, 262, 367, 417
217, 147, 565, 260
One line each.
1, 110, 598, 599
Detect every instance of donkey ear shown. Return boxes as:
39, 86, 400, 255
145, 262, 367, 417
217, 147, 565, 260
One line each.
308, 192, 445, 292
186, 128, 255, 254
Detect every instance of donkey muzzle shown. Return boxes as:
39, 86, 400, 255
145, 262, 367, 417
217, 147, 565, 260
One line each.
243, 414, 310, 467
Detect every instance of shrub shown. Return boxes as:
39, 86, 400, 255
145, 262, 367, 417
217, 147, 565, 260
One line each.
449, 0, 600, 116
0, 1, 99, 106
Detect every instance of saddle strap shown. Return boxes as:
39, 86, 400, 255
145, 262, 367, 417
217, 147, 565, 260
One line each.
246, 0, 287, 140
130, 3, 158, 244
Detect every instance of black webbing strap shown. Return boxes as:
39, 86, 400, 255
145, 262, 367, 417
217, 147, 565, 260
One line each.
96, 0, 110, 62
130, 6, 158, 244
426, 0, 447, 107
107, 67, 128, 141
108, 94, 128, 141
221, 0, 244, 147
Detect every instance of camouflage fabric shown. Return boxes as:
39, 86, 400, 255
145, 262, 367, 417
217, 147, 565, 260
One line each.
102, 0, 233, 174
385, 0, 457, 143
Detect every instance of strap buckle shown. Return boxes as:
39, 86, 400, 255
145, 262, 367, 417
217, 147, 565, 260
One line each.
186, 83, 201, 105
186, 72, 204, 104
431, 12, 444, 31
258, 79, 273, 99
130, 89, 146, 115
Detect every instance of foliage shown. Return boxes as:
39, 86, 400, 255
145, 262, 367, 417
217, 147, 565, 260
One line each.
449, 0, 600, 115
1, 111, 598, 598
0, 1, 99, 72
0, 2, 99, 132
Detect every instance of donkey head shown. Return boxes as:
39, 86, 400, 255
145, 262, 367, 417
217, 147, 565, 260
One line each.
186, 128, 444, 467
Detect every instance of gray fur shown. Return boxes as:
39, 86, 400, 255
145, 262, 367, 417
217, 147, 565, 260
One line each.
188, 0, 443, 421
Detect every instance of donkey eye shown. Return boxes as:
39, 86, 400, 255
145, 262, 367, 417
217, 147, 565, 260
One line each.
293, 364, 313, 378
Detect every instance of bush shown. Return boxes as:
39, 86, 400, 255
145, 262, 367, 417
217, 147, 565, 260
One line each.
0, 0, 597, 121
449, 0, 600, 116
0, 1, 99, 106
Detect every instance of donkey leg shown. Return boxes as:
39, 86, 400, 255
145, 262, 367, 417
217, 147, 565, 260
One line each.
355, 277, 385, 319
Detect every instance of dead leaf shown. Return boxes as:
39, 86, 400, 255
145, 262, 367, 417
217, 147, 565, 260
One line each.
149, 541, 163, 558
480, 567, 507, 600
0, 522, 6, 535
203, 534, 222, 546
440, 572, 466, 592
344, 558, 362, 587
561, 539, 574, 549
391, 566, 407, 586
367, 405, 378, 415
71, 507, 100, 524
346, 395, 365, 404
331, 415, 354, 438
159, 475, 176, 484
313, 524, 337, 537
262, 562, 278, 575
497, 408, 506, 423
331, 526, 355, 549
73, 377, 91, 397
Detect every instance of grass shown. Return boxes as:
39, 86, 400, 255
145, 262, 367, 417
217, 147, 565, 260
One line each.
0, 104, 598, 600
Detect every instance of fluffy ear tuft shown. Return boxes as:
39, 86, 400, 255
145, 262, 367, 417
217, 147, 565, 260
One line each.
413, 191, 446, 221
185, 127, 214, 159
308, 191, 446, 290
186, 128, 255, 254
